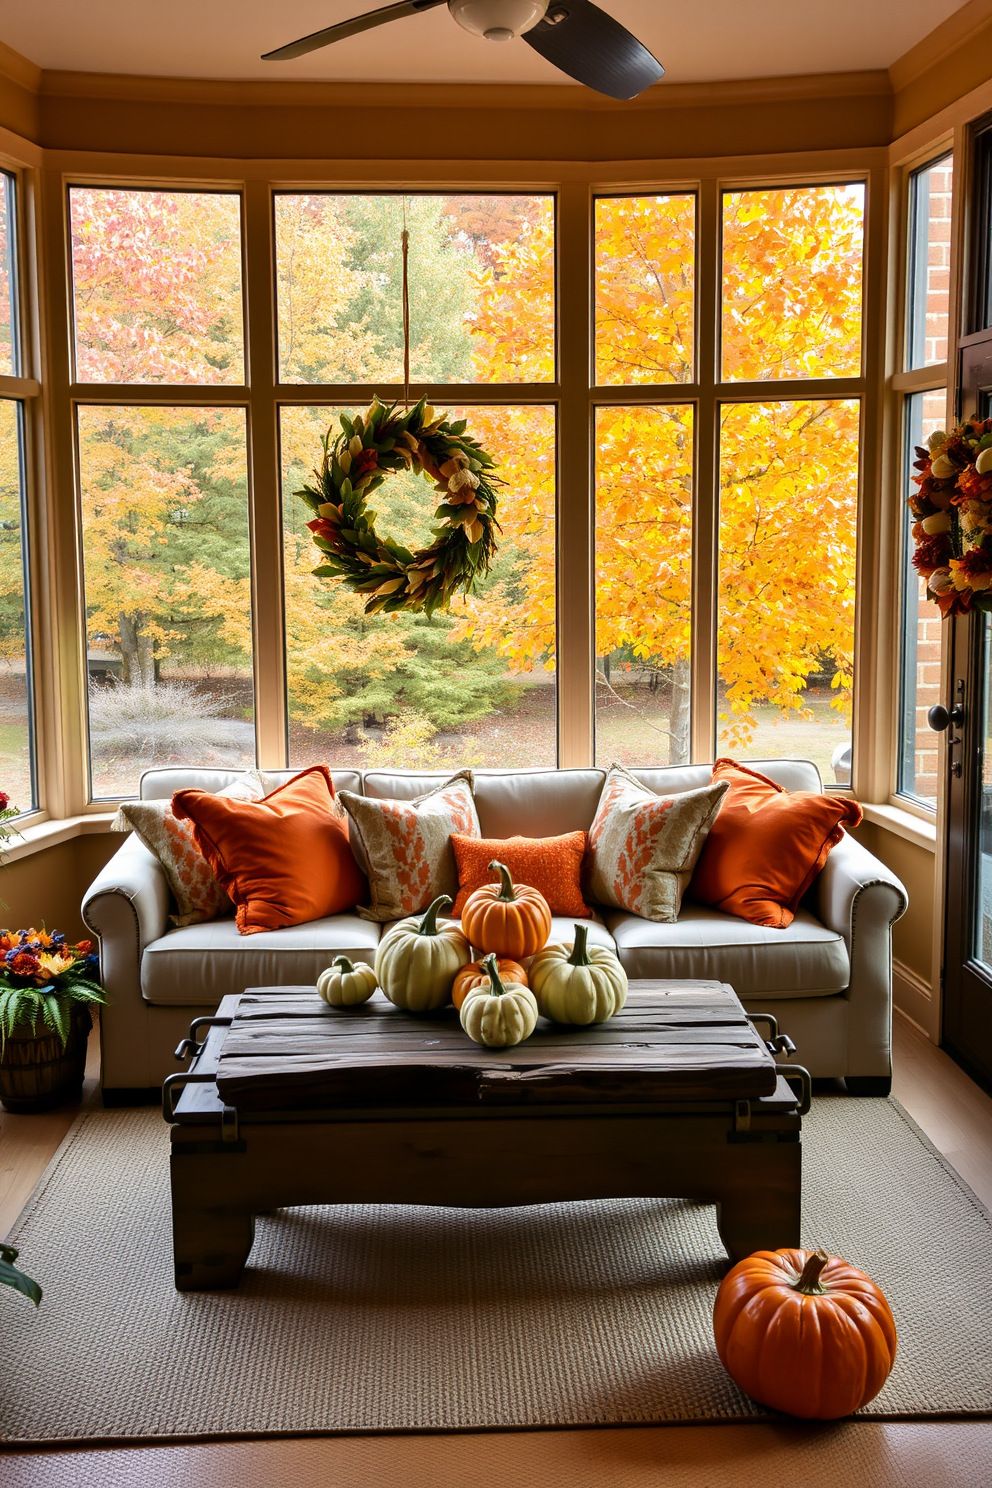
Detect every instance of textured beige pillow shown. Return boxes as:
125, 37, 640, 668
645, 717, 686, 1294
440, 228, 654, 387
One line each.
339, 771, 480, 923
585, 763, 729, 923
113, 772, 266, 926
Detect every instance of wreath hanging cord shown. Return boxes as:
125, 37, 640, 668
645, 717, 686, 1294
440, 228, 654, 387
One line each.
298, 214, 502, 616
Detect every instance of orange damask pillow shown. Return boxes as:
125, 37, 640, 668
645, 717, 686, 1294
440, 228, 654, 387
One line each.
172, 765, 367, 935
689, 759, 863, 928
450, 832, 591, 918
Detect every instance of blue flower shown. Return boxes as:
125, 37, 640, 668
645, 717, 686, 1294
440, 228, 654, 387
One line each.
4, 947, 19, 964
50, 932, 65, 945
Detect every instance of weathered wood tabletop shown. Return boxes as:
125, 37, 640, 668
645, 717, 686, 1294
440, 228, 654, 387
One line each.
213, 980, 778, 1110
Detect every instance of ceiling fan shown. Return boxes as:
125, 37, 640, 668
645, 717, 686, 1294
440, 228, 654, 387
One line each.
262, 0, 664, 101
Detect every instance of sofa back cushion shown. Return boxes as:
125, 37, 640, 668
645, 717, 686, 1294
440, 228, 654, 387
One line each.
141, 766, 363, 800
364, 768, 608, 837
629, 758, 822, 797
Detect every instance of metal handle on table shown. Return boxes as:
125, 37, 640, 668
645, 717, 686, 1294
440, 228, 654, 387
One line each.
162, 1071, 217, 1123
747, 1015, 796, 1060
779, 1063, 812, 1116
175, 1016, 233, 1064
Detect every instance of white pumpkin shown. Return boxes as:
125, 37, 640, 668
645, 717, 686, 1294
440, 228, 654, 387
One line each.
375, 894, 471, 1012
317, 955, 378, 1007
529, 923, 628, 1025
459, 954, 539, 1048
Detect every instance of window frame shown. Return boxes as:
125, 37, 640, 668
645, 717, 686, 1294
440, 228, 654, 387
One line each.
45, 160, 882, 807
891, 143, 956, 817
0, 161, 42, 822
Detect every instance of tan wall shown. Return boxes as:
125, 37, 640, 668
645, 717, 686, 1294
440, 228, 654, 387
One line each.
0, 832, 119, 942
851, 819, 936, 1031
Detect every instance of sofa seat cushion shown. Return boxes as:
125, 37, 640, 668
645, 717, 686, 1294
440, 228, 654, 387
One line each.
602, 904, 849, 997
141, 915, 380, 1006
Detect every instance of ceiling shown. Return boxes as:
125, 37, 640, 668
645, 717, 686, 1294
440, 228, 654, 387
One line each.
0, 0, 966, 86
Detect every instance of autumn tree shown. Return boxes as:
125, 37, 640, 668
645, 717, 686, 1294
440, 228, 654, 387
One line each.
456, 185, 863, 763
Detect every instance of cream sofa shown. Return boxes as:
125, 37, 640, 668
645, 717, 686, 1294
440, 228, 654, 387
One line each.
82, 759, 908, 1103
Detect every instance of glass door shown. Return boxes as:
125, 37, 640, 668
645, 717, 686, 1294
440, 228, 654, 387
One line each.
940, 127, 992, 1084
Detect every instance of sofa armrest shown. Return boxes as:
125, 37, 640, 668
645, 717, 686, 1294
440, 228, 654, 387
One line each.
812, 832, 908, 949
810, 831, 909, 1080
81, 834, 171, 1092
82, 833, 170, 952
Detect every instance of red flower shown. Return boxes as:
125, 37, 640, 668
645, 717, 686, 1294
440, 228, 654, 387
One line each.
953, 546, 992, 580
912, 536, 952, 575
0, 792, 9, 811
353, 448, 379, 476
9, 952, 41, 978
955, 467, 992, 503
306, 518, 337, 544
76, 940, 93, 956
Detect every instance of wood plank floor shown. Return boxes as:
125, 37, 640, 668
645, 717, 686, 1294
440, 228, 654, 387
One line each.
1, 1011, 990, 1486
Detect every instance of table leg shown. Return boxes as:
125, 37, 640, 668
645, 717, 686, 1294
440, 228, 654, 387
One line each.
172, 1201, 255, 1292
714, 1182, 801, 1264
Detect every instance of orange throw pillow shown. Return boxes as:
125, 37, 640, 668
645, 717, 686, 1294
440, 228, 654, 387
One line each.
690, 759, 863, 928
450, 832, 591, 918
172, 765, 367, 935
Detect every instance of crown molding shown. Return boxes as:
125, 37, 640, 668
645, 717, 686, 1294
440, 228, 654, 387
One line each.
0, 40, 41, 94
31, 67, 892, 113
889, 0, 992, 94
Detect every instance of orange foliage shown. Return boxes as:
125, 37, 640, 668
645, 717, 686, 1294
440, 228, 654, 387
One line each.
457, 185, 864, 752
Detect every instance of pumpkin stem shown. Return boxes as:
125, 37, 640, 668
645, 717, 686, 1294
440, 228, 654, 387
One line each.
332, 956, 356, 974
481, 952, 507, 997
489, 861, 517, 903
794, 1249, 831, 1294
567, 923, 591, 967
418, 895, 452, 937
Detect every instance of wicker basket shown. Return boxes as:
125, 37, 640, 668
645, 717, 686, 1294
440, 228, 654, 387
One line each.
0, 1004, 92, 1113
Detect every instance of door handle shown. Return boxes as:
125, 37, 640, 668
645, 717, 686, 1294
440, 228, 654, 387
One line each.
928, 703, 964, 731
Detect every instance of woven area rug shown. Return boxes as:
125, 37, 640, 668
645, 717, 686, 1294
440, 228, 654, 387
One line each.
1, 1095, 990, 1444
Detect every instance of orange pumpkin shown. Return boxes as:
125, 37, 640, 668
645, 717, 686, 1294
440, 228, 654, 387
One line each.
713, 1248, 897, 1419
460, 861, 552, 960
452, 958, 529, 1010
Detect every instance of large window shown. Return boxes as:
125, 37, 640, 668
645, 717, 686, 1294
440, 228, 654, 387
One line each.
897, 154, 953, 809
0, 173, 36, 815
275, 193, 557, 771
70, 189, 254, 799
59, 173, 874, 800
594, 184, 864, 780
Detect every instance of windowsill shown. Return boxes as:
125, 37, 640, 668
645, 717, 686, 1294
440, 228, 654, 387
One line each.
2, 812, 117, 864
860, 801, 937, 852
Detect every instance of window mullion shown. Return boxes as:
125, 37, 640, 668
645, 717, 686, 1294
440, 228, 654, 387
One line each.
691, 178, 719, 764
244, 180, 288, 771
557, 179, 594, 768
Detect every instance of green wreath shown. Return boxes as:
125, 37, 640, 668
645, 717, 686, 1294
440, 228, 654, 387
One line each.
299, 397, 500, 616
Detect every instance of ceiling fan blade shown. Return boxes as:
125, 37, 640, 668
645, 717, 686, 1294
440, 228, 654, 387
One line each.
522, 0, 663, 100
262, 0, 445, 62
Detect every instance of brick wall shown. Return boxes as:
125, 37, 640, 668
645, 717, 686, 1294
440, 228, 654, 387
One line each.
911, 585, 941, 799
924, 162, 952, 365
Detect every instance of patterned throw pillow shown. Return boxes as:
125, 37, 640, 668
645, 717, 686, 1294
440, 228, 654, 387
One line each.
113, 773, 265, 926
339, 771, 480, 923
585, 763, 729, 923
450, 832, 591, 918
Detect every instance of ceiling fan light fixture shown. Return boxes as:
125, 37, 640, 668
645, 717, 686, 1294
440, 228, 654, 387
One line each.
448, 0, 549, 41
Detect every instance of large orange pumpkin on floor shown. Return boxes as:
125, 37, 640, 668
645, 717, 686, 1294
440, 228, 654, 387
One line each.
460, 861, 552, 960
713, 1248, 897, 1419
452, 958, 529, 1010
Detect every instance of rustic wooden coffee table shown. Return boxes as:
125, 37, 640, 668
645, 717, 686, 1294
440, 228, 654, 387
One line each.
164, 980, 806, 1291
